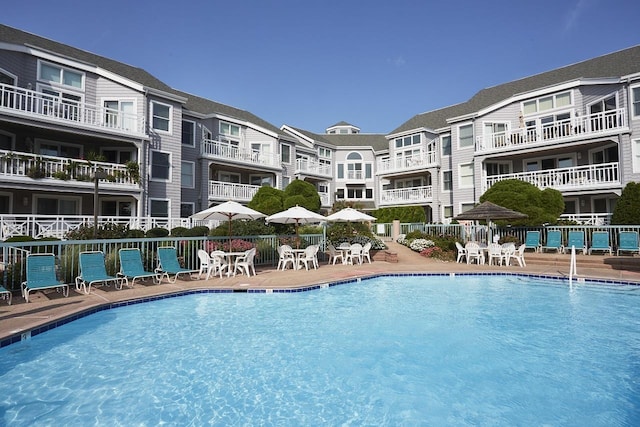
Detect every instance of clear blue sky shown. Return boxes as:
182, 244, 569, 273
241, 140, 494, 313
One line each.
3, 0, 639, 134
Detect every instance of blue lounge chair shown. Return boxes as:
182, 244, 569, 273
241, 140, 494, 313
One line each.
524, 231, 541, 252
617, 231, 640, 256
156, 246, 197, 283
588, 231, 612, 255
0, 284, 11, 305
541, 230, 563, 253
566, 231, 587, 255
22, 253, 69, 303
76, 251, 125, 294
118, 248, 161, 287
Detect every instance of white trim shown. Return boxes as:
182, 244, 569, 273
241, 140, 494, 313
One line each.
441, 170, 452, 192
150, 100, 172, 134
211, 113, 278, 138
149, 198, 170, 217
632, 138, 640, 173
458, 163, 474, 189
457, 123, 474, 150
0, 66, 18, 84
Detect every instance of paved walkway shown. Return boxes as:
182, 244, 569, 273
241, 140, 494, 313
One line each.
2, 242, 639, 343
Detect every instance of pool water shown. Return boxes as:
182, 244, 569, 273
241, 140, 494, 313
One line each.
1, 275, 639, 426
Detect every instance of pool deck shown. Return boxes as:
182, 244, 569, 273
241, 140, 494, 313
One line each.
2, 242, 639, 344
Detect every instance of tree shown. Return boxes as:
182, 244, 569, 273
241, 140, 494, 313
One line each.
611, 182, 640, 224
480, 179, 564, 226
282, 179, 321, 211
372, 206, 426, 223
248, 186, 284, 215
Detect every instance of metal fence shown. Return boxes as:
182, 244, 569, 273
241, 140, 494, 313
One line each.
0, 234, 326, 291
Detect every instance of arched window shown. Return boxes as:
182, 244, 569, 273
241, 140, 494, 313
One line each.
346, 152, 363, 179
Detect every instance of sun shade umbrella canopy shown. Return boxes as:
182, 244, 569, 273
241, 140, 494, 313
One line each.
265, 205, 326, 248
453, 201, 528, 243
191, 201, 265, 245
325, 207, 376, 222
325, 207, 376, 236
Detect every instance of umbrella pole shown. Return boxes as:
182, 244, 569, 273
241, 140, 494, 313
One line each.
227, 214, 232, 251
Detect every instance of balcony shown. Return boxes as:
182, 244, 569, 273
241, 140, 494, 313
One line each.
379, 186, 433, 206
295, 159, 332, 177
484, 162, 620, 194
377, 151, 438, 175
0, 83, 145, 136
201, 139, 279, 169
476, 108, 627, 153
0, 150, 140, 189
208, 180, 260, 202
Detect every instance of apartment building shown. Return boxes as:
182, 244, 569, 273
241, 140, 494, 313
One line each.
1, 23, 639, 230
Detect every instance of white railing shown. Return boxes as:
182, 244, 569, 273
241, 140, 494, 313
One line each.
208, 181, 260, 202
559, 213, 612, 226
0, 215, 197, 240
484, 162, 619, 193
295, 159, 332, 177
379, 186, 433, 205
476, 108, 627, 152
346, 170, 364, 180
0, 149, 139, 186
0, 83, 145, 135
201, 139, 279, 168
377, 151, 438, 175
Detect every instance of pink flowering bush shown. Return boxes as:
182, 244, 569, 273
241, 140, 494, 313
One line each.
206, 239, 256, 254
419, 246, 452, 261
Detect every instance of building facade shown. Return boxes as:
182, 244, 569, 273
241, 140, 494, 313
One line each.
1, 24, 639, 233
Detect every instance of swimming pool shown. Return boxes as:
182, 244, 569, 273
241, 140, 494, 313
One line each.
1, 274, 639, 425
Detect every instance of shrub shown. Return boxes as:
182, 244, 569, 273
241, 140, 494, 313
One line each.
146, 228, 169, 238
185, 226, 210, 237
170, 227, 189, 237
409, 238, 435, 251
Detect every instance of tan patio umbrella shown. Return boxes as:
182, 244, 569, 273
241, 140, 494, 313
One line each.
454, 201, 527, 243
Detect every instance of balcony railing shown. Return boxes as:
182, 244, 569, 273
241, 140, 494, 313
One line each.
208, 180, 260, 202
559, 213, 612, 226
379, 186, 433, 206
295, 159, 332, 177
476, 108, 627, 152
0, 150, 139, 187
201, 139, 279, 168
484, 162, 619, 193
377, 151, 438, 175
0, 83, 145, 135
0, 215, 196, 240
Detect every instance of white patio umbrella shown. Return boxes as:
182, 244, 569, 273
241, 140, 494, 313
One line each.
325, 207, 376, 222
265, 205, 326, 248
326, 207, 376, 235
191, 201, 265, 244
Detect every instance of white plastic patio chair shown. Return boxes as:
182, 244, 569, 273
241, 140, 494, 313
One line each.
234, 248, 257, 277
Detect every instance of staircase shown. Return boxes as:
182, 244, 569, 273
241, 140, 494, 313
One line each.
524, 251, 640, 272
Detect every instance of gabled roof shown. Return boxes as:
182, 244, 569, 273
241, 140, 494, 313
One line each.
391, 44, 640, 134
285, 126, 388, 152
0, 24, 294, 141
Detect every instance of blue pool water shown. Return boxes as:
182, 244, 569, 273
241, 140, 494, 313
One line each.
1, 275, 640, 426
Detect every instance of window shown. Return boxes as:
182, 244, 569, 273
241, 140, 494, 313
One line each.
182, 120, 195, 146
345, 152, 365, 179
281, 176, 290, 189
441, 135, 451, 156
219, 172, 240, 183
0, 193, 11, 213
443, 206, 453, 219
485, 162, 511, 176
151, 151, 171, 180
104, 100, 135, 131
442, 170, 452, 191
181, 161, 194, 188
458, 124, 474, 149
219, 122, 240, 138
281, 144, 291, 163
36, 196, 79, 215
633, 139, 640, 173
394, 134, 421, 148
522, 91, 572, 115
460, 203, 476, 213
337, 164, 344, 179
150, 199, 169, 217
318, 147, 331, 158
250, 175, 273, 186
38, 61, 83, 89
459, 163, 474, 188
180, 203, 194, 218
0, 131, 13, 150
101, 200, 133, 216
102, 149, 134, 164
632, 87, 640, 117
345, 187, 372, 199
36, 140, 81, 158
151, 101, 171, 132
